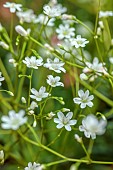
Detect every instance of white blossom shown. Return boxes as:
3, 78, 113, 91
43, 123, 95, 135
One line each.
43, 3, 67, 18
56, 24, 75, 40
79, 114, 107, 139
54, 111, 77, 131
73, 90, 94, 108
99, 11, 113, 18
30, 86, 49, 101
24, 162, 44, 170
83, 57, 108, 76
44, 58, 66, 73
3, 2, 22, 13
15, 25, 31, 37
47, 75, 64, 87
23, 56, 43, 69
16, 9, 36, 23
0, 72, 5, 86
34, 14, 55, 26
28, 101, 38, 110
70, 35, 89, 48
1, 110, 27, 130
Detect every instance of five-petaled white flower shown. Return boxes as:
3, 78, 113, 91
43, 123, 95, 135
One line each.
30, 86, 49, 101
1, 110, 27, 130
83, 57, 108, 76
44, 58, 66, 73
79, 114, 107, 139
73, 90, 94, 108
28, 101, 38, 110
99, 11, 113, 18
71, 35, 89, 48
34, 14, 55, 26
15, 25, 31, 37
47, 75, 64, 87
16, 9, 36, 23
24, 162, 43, 170
43, 4, 67, 18
56, 24, 75, 40
23, 56, 43, 69
54, 111, 77, 131
0, 72, 5, 86
3, 2, 22, 13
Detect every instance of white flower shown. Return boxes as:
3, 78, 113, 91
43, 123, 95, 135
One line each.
43, 3, 67, 18
16, 9, 36, 23
83, 57, 108, 75
0, 72, 5, 86
0, 150, 4, 160
79, 114, 107, 139
15, 25, 31, 37
23, 56, 43, 69
28, 101, 38, 110
54, 111, 77, 131
99, 11, 113, 18
47, 75, 64, 87
0, 41, 9, 50
70, 35, 89, 48
3, 2, 22, 13
44, 58, 66, 73
73, 90, 94, 108
1, 110, 27, 130
34, 14, 55, 26
24, 162, 43, 170
56, 24, 75, 40
30, 86, 49, 101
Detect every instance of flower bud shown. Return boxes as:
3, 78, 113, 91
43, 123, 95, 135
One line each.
21, 97, 26, 104
74, 134, 82, 143
15, 25, 30, 37
0, 150, 4, 160
0, 41, 9, 50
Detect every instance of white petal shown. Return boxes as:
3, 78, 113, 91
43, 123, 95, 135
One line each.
56, 123, 64, 129
66, 112, 73, 119
65, 124, 71, 131
57, 112, 64, 121
69, 120, 77, 125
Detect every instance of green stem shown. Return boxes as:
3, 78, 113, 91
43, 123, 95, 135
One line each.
0, 58, 14, 92
81, 142, 91, 161
18, 130, 113, 165
80, 80, 113, 107
28, 69, 33, 107
73, 17, 94, 35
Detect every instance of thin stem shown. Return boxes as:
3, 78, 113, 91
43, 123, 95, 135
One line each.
0, 58, 14, 92
18, 130, 113, 165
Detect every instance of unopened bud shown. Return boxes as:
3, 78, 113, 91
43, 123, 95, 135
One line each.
15, 25, 30, 37
62, 108, 70, 112
0, 41, 9, 50
21, 97, 26, 104
74, 134, 82, 143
